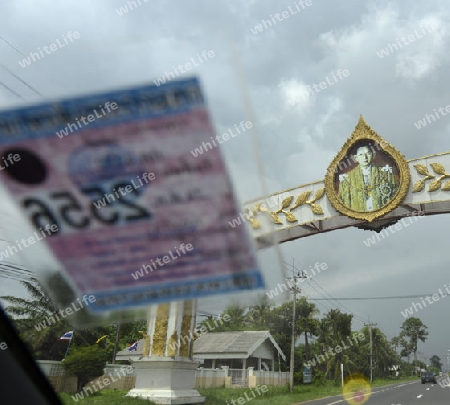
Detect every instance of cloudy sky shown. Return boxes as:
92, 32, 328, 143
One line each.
1, 0, 450, 366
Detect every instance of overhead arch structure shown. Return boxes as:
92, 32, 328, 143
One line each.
243, 116, 450, 249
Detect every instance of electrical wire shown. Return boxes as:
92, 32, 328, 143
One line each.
0, 80, 24, 100
309, 278, 367, 324
304, 280, 365, 327
307, 294, 439, 300
283, 259, 366, 324
0, 263, 32, 282
0, 64, 43, 97
0, 36, 26, 57
0, 37, 42, 99
282, 259, 339, 315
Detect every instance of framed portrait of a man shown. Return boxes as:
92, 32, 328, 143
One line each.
325, 117, 410, 222
335, 141, 399, 212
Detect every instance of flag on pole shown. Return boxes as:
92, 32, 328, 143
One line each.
128, 341, 138, 351
59, 331, 73, 340
96, 335, 108, 344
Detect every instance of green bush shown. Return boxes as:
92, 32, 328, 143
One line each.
294, 371, 303, 384
313, 370, 327, 386
62, 345, 108, 391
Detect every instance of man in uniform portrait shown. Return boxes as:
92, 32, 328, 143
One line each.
337, 143, 398, 212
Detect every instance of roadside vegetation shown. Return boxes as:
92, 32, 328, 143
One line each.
58, 376, 419, 405
1, 278, 439, 402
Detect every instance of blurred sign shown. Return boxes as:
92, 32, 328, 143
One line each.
303, 366, 312, 383
0, 77, 263, 312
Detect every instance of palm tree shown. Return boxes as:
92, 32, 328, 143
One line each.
317, 317, 333, 350
361, 327, 397, 379
326, 351, 355, 382
1, 277, 70, 359
221, 303, 248, 331
246, 295, 273, 329
296, 297, 319, 362
324, 309, 353, 381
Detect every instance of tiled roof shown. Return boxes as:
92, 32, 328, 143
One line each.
193, 331, 270, 354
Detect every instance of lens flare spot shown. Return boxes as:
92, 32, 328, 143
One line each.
342, 374, 371, 405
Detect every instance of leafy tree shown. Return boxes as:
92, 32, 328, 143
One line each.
415, 359, 427, 369
391, 336, 400, 352
62, 345, 107, 391
117, 321, 147, 346
430, 355, 442, 371
268, 300, 301, 371
399, 317, 428, 367
395, 334, 413, 363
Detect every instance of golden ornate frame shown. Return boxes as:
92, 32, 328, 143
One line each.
324, 116, 410, 222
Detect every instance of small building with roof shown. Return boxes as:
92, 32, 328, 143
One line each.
192, 330, 285, 371
115, 330, 286, 372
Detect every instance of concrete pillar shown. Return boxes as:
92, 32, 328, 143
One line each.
127, 300, 205, 404
222, 366, 231, 388
248, 367, 256, 388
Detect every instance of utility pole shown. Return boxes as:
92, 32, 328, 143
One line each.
287, 259, 308, 393
112, 323, 121, 364
364, 316, 377, 383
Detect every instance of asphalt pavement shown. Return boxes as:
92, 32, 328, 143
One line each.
297, 378, 449, 405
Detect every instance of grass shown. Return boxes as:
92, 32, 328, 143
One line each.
59, 390, 157, 404
58, 376, 418, 405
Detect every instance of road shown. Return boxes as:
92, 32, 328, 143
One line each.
299, 378, 450, 405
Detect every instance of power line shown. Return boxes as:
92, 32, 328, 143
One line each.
0, 64, 43, 96
302, 280, 336, 312
0, 37, 42, 98
0, 80, 24, 100
283, 259, 366, 325
283, 260, 347, 316
302, 284, 365, 324
0, 263, 32, 282
303, 290, 335, 315
308, 278, 367, 325
0, 36, 26, 57
307, 294, 439, 301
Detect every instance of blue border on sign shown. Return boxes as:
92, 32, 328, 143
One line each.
0, 77, 204, 144
87, 270, 264, 312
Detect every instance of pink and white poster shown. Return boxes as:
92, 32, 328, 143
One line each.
0, 77, 263, 312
